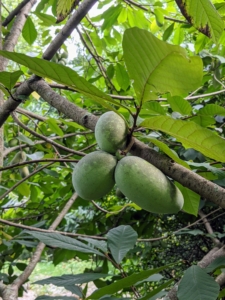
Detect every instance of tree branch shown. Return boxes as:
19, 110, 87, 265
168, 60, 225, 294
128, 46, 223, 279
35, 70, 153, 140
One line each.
198, 210, 221, 246
2, 0, 31, 26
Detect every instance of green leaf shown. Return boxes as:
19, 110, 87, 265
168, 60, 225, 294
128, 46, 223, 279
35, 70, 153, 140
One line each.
16, 182, 30, 197
0, 50, 124, 111
205, 257, 225, 274
144, 137, 190, 169
175, 182, 200, 216
163, 23, 175, 41
139, 279, 174, 300
25, 231, 104, 257
167, 95, 192, 115
34, 12, 56, 26
17, 133, 34, 145
177, 265, 220, 300
142, 101, 166, 115
78, 237, 107, 253
46, 118, 64, 137
106, 225, 138, 264
87, 264, 174, 299
154, 8, 164, 27
176, 0, 224, 43
0, 70, 23, 90
198, 104, 225, 116
22, 16, 37, 45
123, 28, 203, 103
141, 116, 225, 162
101, 5, 122, 31
34, 273, 109, 286
115, 63, 130, 91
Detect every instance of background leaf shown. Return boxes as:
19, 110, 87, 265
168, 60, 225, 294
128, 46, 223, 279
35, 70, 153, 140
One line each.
106, 225, 138, 264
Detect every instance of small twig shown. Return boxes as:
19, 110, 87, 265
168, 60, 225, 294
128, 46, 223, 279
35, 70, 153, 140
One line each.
0, 162, 55, 200
198, 210, 221, 245
11, 112, 86, 157
0, 158, 78, 171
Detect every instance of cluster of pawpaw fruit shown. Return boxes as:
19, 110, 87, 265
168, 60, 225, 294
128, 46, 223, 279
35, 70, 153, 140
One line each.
72, 111, 184, 214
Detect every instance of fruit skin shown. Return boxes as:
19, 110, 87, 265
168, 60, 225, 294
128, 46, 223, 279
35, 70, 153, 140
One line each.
115, 156, 184, 214
95, 111, 128, 154
72, 151, 117, 200
8, 138, 18, 147
10, 151, 27, 165
19, 166, 30, 178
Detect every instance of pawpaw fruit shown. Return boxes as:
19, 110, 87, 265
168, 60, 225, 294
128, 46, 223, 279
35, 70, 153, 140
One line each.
72, 151, 117, 200
10, 151, 27, 165
115, 156, 184, 214
95, 111, 128, 154
19, 166, 30, 178
8, 138, 18, 147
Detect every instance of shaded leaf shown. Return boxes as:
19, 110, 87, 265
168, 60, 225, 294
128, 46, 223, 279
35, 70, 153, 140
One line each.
205, 257, 225, 273
177, 265, 219, 300
139, 279, 174, 300
87, 264, 174, 299
106, 225, 138, 264
141, 116, 225, 162
123, 28, 203, 103
25, 231, 104, 256
167, 95, 192, 115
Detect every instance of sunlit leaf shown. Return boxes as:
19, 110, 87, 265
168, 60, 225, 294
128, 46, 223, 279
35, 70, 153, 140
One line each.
141, 116, 225, 162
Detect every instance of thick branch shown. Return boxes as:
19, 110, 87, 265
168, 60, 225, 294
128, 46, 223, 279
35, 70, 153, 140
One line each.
29, 79, 225, 209
2, 0, 31, 26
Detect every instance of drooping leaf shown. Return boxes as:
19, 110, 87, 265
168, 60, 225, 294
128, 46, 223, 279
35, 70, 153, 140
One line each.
22, 16, 38, 45
141, 116, 225, 162
106, 225, 138, 264
46, 118, 64, 137
87, 264, 174, 299
177, 265, 220, 300
25, 231, 104, 256
175, 182, 200, 216
175, 0, 224, 43
123, 27, 203, 103
144, 137, 190, 169
0, 50, 126, 112
17, 133, 35, 145
115, 63, 130, 91
34, 273, 109, 286
198, 104, 225, 116
0, 70, 23, 90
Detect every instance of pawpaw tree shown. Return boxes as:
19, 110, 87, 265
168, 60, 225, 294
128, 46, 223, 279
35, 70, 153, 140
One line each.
0, 0, 225, 299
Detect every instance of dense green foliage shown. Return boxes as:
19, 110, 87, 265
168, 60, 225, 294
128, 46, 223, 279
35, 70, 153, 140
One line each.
1, 0, 225, 299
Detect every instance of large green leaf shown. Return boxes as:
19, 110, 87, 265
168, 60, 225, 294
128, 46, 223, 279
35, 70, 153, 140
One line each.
141, 116, 225, 162
25, 231, 104, 257
177, 265, 219, 300
22, 16, 37, 45
106, 225, 138, 264
175, 0, 224, 43
87, 264, 174, 299
0, 51, 124, 111
123, 28, 203, 103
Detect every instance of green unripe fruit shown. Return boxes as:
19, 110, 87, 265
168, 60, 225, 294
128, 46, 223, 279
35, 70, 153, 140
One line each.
115, 156, 184, 214
19, 166, 30, 178
10, 151, 27, 165
95, 111, 128, 154
72, 151, 117, 200
8, 138, 18, 147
